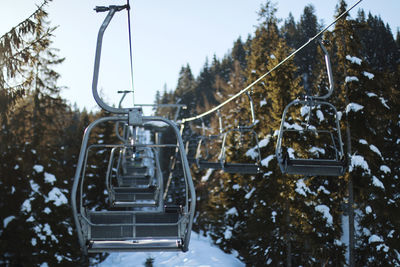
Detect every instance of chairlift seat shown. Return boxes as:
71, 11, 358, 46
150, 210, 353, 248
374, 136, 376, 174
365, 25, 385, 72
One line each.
86, 211, 184, 252
223, 163, 260, 174
110, 186, 159, 207
282, 157, 346, 176
118, 174, 152, 187
196, 160, 223, 170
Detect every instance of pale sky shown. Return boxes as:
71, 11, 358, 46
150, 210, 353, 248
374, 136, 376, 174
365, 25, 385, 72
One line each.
1, 0, 399, 115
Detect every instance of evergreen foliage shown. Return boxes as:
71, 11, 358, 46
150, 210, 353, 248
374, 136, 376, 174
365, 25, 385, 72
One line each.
0, 0, 399, 266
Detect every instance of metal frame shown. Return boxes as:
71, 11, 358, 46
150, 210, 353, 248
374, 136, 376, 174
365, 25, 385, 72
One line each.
71, 5, 195, 255
275, 40, 346, 176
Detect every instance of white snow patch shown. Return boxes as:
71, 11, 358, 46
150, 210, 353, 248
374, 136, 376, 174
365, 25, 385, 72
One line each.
201, 168, 213, 182
365, 206, 372, 214
271, 211, 277, 223
44, 207, 52, 214
245, 188, 256, 199
369, 145, 382, 158
300, 106, 310, 117
245, 147, 259, 160
363, 71, 374, 80
368, 234, 383, 244
44, 172, 56, 185
380, 165, 391, 174
33, 164, 44, 173
366, 92, 377, 97
379, 97, 390, 109
346, 55, 362, 65
226, 207, 238, 217
287, 148, 295, 159
295, 179, 310, 197
99, 231, 245, 267
21, 198, 32, 213
284, 122, 303, 131
337, 111, 343, 121
359, 139, 368, 145
31, 238, 37, 246
224, 227, 233, 239
317, 186, 330, 195
309, 147, 325, 156
316, 110, 324, 122
3, 216, 16, 228
46, 188, 68, 206
349, 154, 370, 174
30, 180, 40, 193
261, 155, 274, 167
315, 205, 333, 226
345, 76, 359, 83
14, 164, 19, 170
258, 136, 271, 148
346, 103, 364, 114
232, 184, 240, 190
260, 98, 267, 107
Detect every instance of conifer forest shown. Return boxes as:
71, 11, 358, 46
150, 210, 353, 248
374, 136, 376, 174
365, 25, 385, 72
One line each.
1, 0, 400, 266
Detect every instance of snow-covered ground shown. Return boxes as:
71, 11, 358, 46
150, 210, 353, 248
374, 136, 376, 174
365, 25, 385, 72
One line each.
99, 232, 244, 267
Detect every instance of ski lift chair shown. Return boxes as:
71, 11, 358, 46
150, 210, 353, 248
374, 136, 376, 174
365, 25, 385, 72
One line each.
219, 92, 262, 174
275, 40, 346, 176
194, 113, 226, 170
71, 4, 195, 254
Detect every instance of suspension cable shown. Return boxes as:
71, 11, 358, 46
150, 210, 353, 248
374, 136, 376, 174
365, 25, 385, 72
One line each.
181, 0, 363, 124
126, 0, 135, 106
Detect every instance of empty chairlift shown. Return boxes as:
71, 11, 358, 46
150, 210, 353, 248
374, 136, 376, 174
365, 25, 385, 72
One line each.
219, 92, 262, 174
275, 40, 346, 176
71, 4, 195, 255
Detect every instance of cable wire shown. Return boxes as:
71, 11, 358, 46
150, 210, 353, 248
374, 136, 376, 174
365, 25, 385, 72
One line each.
126, 0, 135, 105
181, 0, 363, 124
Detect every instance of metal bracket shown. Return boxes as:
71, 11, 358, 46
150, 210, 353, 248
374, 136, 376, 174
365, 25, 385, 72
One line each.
128, 108, 143, 126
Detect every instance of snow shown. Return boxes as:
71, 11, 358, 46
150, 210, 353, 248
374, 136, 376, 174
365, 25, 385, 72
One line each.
201, 168, 213, 182
224, 227, 233, 239
245, 188, 255, 199
346, 103, 364, 113
21, 198, 32, 213
99, 232, 245, 267
345, 76, 359, 83
46, 188, 68, 206
372, 176, 385, 190
363, 71, 374, 80
33, 164, 44, 173
315, 205, 333, 226
341, 215, 349, 263
44, 207, 52, 214
368, 234, 383, 244
3, 215, 16, 228
226, 207, 238, 217
44, 172, 56, 184
316, 110, 324, 122
284, 122, 303, 131
232, 184, 240, 190
346, 55, 362, 65
380, 165, 391, 174
379, 97, 390, 109
365, 206, 372, 214
258, 136, 271, 148
309, 147, 325, 156
359, 139, 368, 145
300, 106, 310, 117
14, 164, 19, 170
295, 179, 311, 197
271, 211, 277, 223
369, 145, 382, 158
261, 155, 274, 167
349, 154, 370, 174
245, 147, 259, 160
260, 98, 267, 107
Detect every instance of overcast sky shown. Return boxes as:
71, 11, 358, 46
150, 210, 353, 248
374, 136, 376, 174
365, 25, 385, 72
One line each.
1, 0, 399, 114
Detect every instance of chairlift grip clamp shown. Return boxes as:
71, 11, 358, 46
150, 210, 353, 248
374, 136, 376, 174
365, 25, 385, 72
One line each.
128, 108, 143, 126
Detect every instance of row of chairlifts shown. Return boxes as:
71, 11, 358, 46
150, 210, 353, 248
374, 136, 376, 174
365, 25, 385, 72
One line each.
71, 5, 195, 255
186, 92, 262, 175
275, 40, 346, 176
